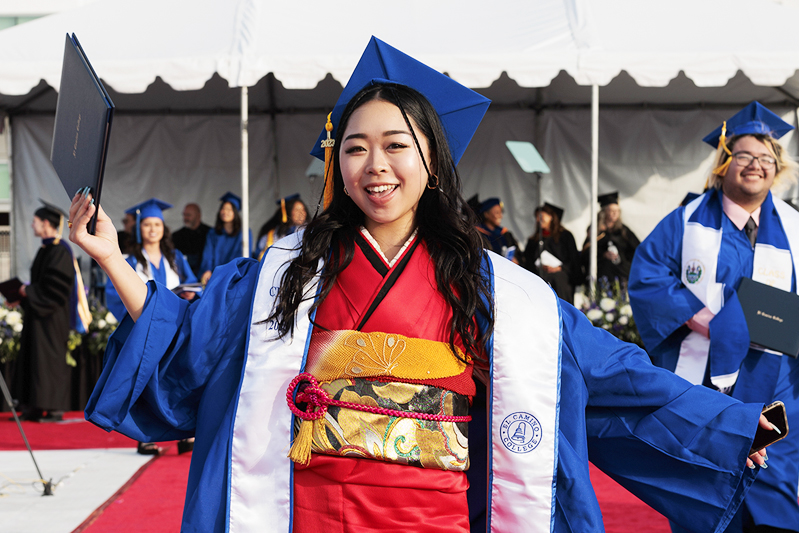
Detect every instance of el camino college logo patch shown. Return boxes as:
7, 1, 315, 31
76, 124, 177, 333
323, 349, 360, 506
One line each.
500, 412, 542, 453
685, 260, 704, 284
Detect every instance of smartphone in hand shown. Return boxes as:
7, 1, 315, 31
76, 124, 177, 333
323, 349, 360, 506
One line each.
750, 401, 789, 454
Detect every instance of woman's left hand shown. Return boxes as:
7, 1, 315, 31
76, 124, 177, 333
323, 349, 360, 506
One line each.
178, 291, 196, 301
746, 414, 774, 469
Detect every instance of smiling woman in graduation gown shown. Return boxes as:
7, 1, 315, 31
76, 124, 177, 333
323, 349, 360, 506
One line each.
70, 38, 768, 533
200, 192, 252, 284
105, 199, 197, 320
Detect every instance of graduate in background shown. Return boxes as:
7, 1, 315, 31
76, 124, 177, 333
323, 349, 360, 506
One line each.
200, 192, 252, 283
581, 192, 640, 284
105, 199, 197, 322
476, 197, 519, 263
523, 202, 581, 304
629, 102, 799, 533
69, 38, 773, 533
254, 194, 309, 260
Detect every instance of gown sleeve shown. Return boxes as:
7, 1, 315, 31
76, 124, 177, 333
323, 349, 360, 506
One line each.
176, 250, 198, 284
627, 209, 705, 354
85, 257, 260, 443
556, 302, 760, 533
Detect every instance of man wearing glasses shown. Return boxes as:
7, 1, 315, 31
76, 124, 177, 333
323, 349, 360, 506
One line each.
629, 102, 799, 533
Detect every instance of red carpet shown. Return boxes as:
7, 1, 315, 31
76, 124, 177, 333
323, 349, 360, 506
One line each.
1, 411, 671, 532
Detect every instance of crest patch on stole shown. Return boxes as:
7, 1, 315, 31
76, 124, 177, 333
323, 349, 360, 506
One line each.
685, 260, 704, 284
500, 412, 542, 454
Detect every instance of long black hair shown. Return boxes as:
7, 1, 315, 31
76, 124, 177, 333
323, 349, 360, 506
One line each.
267, 83, 494, 363
131, 221, 177, 276
214, 202, 242, 235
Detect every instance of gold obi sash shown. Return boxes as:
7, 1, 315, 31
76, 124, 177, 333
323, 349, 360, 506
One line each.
287, 331, 472, 471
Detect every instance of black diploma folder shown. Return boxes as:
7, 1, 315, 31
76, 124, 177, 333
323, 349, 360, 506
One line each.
50, 33, 114, 234
0, 278, 23, 303
737, 277, 799, 357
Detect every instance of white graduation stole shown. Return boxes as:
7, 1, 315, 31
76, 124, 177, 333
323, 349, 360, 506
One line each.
133, 249, 181, 290
228, 234, 562, 532
678, 193, 799, 388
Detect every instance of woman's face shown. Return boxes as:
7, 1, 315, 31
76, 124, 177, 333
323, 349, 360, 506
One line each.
140, 217, 164, 246
603, 204, 621, 226
537, 210, 552, 230
219, 202, 236, 224
290, 202, 307, 226
339, 99, 431, 236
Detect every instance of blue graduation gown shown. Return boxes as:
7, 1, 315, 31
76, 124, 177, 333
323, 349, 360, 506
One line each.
85, 252, 761, 532
105, 250, 197, 320
200, 229, 253, 274
629, 204, 799, 531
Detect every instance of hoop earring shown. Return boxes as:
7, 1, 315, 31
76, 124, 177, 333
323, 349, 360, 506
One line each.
427, 174, 439, 190
343, 186, 350, 196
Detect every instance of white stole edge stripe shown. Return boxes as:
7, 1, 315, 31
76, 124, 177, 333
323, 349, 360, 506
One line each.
229, 233, 312, 533
771, 197, 799, 295
487, 253, 561, 533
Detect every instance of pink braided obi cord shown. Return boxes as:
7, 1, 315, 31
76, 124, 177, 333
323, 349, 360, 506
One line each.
287, 373, 471, 424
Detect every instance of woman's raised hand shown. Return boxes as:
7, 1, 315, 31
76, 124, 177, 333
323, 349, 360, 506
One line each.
68, 187, 121, 267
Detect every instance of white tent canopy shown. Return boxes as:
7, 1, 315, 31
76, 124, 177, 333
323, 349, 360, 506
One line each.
1, 0, 798, 280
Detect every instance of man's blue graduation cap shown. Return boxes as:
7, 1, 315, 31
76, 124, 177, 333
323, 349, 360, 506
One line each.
310, 37, 491, 166
125, 198, 172, 243
219, 192, 242, 211
702, 102, 794, 147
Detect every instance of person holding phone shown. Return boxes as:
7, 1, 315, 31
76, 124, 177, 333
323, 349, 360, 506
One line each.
629, 102, 799, 533
69, 39, 773, 533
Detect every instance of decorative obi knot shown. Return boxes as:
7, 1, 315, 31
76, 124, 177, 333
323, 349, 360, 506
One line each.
286, 373, 472, 469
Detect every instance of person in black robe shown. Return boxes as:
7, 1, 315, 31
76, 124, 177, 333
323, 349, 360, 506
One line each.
523, 202, 581, 304
11, 203, 75, 422
581, 192, 640, 284
172, 203, 211, 279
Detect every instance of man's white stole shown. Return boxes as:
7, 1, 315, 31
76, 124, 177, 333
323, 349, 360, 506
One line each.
228, 234, 562, 532
679, 192, 799, 389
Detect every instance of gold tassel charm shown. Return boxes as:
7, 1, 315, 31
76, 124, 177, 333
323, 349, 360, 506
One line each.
710, 120, 733, 181
321, 113, 336, 209
288, 419, 315, 465
285, 373, 328, 466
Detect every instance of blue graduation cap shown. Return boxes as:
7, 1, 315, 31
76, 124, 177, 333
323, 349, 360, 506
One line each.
480, 197, 503, 214
310, 37, 491, 166
125, 198, 172, 243
703, 102, 794, 147
219, 192, 242, 211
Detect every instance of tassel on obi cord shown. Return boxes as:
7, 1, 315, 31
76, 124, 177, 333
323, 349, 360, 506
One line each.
286, 373, 471, 465
322, 113, 335, 210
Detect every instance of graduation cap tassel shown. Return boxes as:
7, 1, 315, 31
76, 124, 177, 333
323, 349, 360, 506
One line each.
709, 121, 733, 184
322, 113, 336, 210
280, 198, 287, 224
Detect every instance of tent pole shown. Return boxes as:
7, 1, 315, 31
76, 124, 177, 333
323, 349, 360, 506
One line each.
5, 115, 14, 279
589, 84, 599, 287
241, 86, 250, 258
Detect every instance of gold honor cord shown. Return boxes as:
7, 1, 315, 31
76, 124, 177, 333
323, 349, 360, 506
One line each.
322, 112, 336, 209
